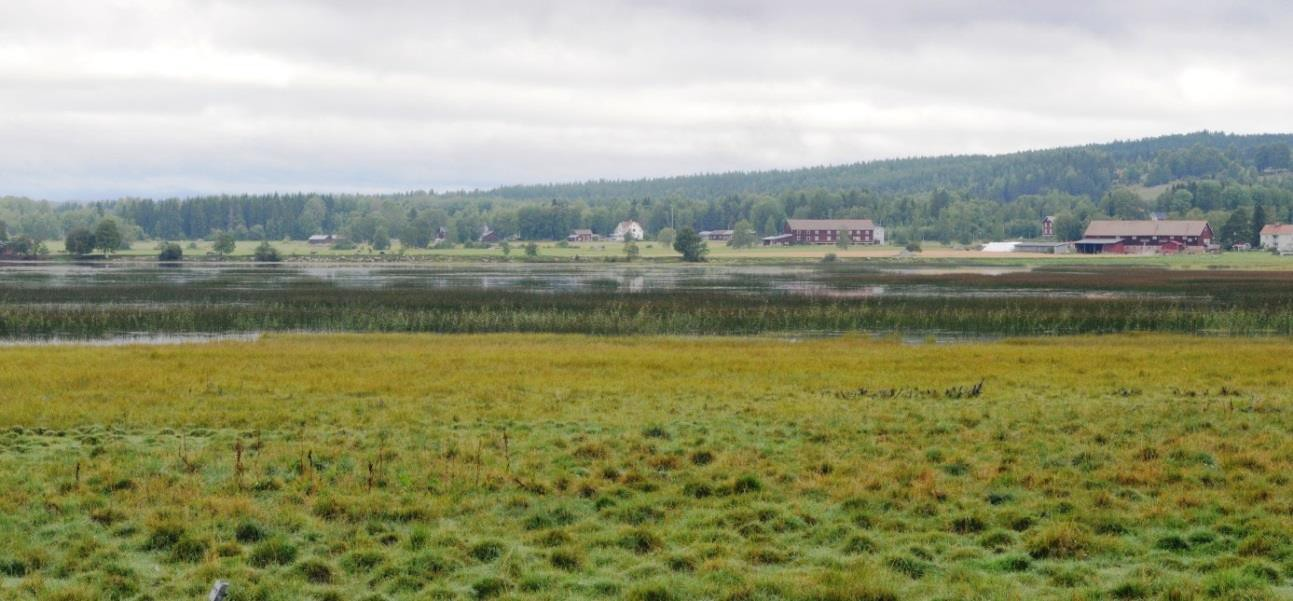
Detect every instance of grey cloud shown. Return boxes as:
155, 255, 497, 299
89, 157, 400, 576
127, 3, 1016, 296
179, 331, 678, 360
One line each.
1, 0, 1292, 200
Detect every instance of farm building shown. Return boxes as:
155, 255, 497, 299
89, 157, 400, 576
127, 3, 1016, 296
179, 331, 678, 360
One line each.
698, 230, 734, 242
1074, 220, 1213, 254
1260, 224, 1293, 253
567, 229, 596, 242
783, 219, 885, 245
609, 220, 644, 242
478, 226, 498, 243
762, 234, 793, 246
307, 234, 342, 245
1042, 216, 1055, 237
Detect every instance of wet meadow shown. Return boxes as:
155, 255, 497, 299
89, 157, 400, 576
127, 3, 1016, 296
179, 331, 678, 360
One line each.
0, 262, 1290, 600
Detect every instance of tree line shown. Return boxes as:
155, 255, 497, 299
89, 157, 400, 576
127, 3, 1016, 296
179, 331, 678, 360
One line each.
2, 133, 1292, 250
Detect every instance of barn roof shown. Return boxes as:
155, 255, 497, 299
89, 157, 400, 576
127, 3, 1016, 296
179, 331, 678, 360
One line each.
786, 219, 876, 230
1260, 224, 1293, 235
1083, 220, 1210, 238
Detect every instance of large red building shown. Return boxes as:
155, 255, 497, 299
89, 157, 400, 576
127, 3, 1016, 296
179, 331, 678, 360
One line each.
1075, 220, 1213, 254
783, 219, 885, 245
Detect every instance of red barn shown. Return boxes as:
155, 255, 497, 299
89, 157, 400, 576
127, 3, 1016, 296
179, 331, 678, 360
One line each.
1075, 220, 1213, 254
783, 219, 885, 245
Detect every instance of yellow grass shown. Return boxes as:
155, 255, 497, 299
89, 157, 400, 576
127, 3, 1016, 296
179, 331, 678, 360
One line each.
0, 334, 1289, 599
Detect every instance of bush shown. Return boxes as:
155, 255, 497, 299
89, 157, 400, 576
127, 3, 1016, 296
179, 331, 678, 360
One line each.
235, 521, 267, 543
253, 241, 282, 262
157, 243, 183, 261
821, 252, 838, 263
525, 242, 539, 257
905, 241, 922, 252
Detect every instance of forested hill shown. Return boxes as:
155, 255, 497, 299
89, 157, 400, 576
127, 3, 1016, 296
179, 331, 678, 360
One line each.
4, 131, 1293, 250
479, 131, 1293, 203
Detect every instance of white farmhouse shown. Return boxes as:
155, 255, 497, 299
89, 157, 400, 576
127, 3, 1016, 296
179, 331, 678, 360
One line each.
1259, 224, 1293, 253
609, 220, 645, 242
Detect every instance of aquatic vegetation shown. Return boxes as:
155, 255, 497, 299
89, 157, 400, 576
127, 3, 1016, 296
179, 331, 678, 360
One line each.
3, 265, 1293, 338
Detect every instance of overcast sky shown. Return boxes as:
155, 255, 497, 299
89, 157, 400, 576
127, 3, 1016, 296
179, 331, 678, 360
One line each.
3, 0, 1292, 201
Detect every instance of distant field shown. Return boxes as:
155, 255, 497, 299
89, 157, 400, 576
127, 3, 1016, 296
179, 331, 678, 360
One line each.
0, 334, 1289, 600
34, 238, 1293, 269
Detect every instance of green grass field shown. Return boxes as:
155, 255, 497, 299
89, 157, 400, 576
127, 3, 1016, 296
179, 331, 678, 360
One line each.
0, 334, 1289, 600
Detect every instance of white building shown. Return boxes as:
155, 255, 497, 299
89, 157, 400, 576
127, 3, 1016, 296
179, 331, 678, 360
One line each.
1259, 224, 1293, 253
609, 220, 645, 242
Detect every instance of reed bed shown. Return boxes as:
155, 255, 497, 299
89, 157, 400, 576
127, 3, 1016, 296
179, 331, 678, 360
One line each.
2, 271, 1293, 338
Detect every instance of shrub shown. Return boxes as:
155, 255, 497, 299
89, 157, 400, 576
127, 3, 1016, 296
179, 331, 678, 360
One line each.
157, 243, 183, 261
253, 241, 282, 262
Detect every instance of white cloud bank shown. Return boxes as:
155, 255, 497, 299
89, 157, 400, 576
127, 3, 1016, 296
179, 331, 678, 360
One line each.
2, 0, 1292, 200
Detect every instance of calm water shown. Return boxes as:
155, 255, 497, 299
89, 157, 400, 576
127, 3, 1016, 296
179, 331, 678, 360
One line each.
0, 261, 1183, 300
0, 261, 1217, 343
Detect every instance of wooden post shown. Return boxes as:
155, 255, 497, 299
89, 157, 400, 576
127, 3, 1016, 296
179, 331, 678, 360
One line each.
234, 440, 245, 491
503, 431, 511, 476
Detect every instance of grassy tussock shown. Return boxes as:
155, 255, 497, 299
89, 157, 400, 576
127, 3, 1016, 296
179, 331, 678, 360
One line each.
0, 334, 1289, 599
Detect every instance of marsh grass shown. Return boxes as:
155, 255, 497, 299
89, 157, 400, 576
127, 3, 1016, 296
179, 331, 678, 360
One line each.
4, 266, 1293, 338
0, 334, 1289, 599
